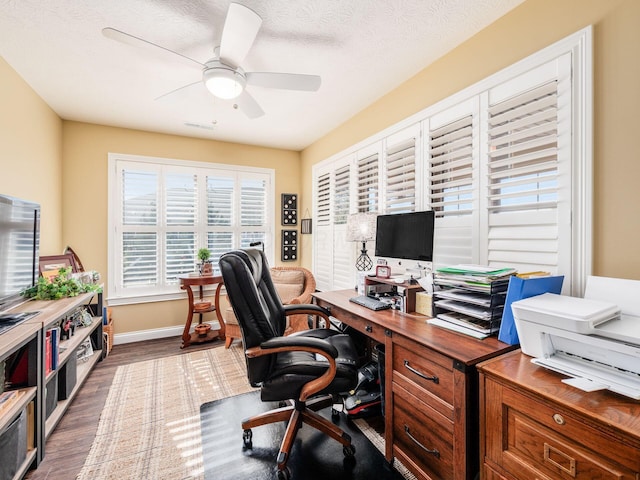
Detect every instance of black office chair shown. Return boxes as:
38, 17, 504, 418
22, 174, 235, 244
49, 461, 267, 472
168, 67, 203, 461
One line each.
219, 249, 359, 480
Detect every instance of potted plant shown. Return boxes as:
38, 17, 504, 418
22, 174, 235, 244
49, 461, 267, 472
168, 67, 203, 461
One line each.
197, 248, 212, 275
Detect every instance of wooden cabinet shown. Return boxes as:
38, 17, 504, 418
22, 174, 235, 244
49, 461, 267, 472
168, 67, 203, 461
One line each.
1, 291, 103, 479
390, 333, 478, 480
478, 350, 640, 480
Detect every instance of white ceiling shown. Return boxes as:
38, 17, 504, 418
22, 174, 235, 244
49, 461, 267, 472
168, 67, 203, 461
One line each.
0, 0, 524, 151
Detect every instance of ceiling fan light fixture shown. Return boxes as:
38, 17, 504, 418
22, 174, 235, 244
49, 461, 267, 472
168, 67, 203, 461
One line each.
203, 64, 246, 100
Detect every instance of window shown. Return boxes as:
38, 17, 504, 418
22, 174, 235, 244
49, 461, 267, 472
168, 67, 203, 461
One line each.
313, 27, 591, 296
109, 153, 274, 304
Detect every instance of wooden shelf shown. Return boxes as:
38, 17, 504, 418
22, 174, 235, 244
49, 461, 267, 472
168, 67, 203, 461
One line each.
45, 350, 101, 438
1, 290, 104, 477
0, 386, 37, 433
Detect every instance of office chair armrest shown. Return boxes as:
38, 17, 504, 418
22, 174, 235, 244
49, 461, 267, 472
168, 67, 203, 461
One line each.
259, 336, 338, 359
246, 337, 339, 402
283, 304, 331, 329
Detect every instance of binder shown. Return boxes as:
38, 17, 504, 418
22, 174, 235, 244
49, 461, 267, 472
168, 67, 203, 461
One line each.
498, 275, 564, 345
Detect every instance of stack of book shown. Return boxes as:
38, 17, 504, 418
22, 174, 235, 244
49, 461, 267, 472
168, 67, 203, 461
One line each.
429, 265, 516, 339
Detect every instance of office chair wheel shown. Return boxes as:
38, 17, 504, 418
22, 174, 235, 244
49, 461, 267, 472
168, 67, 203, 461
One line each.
343, 444, 356, 457
242, 429, 253, 449
276, 466, 292, 480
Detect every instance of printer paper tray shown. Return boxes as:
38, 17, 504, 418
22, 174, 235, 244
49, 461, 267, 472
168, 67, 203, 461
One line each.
533, 352, 640, 400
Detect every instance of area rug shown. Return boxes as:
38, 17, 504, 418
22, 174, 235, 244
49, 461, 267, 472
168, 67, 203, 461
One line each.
77, 345, 416, 480
200, 391, 405, 480
76, 346, 256, 480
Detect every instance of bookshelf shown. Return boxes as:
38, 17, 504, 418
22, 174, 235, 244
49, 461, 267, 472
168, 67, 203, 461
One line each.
0, 290, 103, 479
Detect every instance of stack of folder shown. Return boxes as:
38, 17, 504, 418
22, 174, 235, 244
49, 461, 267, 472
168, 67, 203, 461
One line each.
429, 265, 517, 339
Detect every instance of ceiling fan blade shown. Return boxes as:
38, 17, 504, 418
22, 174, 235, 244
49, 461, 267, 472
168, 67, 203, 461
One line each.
235, 90, 264, 119
102, 27, 204, 69
219, 3, 262, 68
246, 72, 321, 91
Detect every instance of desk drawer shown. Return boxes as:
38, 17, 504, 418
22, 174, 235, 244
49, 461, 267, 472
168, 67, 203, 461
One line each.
393, 384, 454, 480
498, 384, 640, 479
334, 311, 386, 343
393, 342, 454, 408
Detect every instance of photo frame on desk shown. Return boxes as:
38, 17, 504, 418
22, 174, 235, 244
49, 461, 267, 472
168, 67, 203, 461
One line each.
39, 254, 78, 279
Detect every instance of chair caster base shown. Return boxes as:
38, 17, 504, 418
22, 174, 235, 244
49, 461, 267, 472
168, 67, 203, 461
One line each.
242, 429, 253, 449
343, 444, 356, 457
276, 466, 292, 480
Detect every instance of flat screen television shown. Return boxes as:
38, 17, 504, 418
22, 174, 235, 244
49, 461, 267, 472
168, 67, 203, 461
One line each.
374, 211, 435, 263
0, 194, 40, 315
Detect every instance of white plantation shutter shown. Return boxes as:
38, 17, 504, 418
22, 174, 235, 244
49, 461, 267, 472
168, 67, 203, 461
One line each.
121, 169, 159, 288
484, 57, 571, 278
356, 151, 379, 213
164, 172, 198, 283
207, 175, 234, 271
384, 136, 416, 214
429, 116, 474, 217
332, 164, 353, 289
313, 172, 332, 291
312, 161, 354, 291
313, 31, 590, 294
427, 99, 478, 269
110, 155, 273, 301
333, 165, 350, 225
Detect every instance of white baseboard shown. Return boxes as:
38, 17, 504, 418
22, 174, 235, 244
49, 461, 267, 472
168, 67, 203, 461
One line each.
113, 321, 221, 345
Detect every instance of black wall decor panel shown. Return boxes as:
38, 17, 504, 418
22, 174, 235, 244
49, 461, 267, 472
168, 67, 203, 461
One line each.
281, 230, 297, 261
281, 193, 297, 226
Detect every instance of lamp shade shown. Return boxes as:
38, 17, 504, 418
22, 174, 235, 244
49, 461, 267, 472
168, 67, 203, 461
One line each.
346, 213, 377, 242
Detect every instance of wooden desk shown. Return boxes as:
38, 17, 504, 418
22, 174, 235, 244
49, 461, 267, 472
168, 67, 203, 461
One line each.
178, 275, 225, 349
313, 289, 517, 480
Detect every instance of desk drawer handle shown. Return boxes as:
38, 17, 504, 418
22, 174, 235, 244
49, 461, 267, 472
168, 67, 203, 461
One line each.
404, 360, 439, 384
544, 443, 576, 477
365, 325, 373, 333
404, 425, 440, 458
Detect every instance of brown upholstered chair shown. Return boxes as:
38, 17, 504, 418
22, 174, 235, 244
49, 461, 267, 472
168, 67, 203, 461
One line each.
223, 266, 316, 348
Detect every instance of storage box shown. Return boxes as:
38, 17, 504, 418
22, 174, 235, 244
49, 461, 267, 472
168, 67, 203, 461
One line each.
0, 408, 27, 480
415, 291, 433, 316
45, 372, 58, 419
58, 351, 77, 400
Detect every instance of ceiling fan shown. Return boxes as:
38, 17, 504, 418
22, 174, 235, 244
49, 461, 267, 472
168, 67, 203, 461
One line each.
102, 3, 321, 119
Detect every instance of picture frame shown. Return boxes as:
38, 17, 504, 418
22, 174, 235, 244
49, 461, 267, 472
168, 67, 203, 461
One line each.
39, 254, 78, 278
376, 265, 391, 279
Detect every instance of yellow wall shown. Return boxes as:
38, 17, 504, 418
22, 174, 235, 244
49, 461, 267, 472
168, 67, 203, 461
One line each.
61, 121, 300, 334
300, 0, 640, 281
0, 57, 62, 254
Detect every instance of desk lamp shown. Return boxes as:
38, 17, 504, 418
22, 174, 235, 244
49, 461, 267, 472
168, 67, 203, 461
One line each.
346, 213, 377, 271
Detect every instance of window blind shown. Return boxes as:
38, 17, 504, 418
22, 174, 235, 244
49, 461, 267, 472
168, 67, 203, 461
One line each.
111, 156, 273, 301
486, 80, 562, 273
487, 81, 559, 213
429, 115, 474, 217
333, 165, 350, 225
356, 152, 379, 213
384, 137, 416, 213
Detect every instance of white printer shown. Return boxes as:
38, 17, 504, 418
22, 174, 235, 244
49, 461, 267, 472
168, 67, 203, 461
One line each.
511, 276, 640, 399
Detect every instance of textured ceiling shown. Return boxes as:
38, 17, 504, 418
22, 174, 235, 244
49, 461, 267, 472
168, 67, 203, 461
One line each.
0, 0, 524, 150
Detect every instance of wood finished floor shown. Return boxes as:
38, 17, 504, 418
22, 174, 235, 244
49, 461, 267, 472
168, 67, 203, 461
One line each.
24, 336, 225, 480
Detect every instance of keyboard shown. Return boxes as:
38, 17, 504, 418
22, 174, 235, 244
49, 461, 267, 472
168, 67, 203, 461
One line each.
349, 295, 392, 311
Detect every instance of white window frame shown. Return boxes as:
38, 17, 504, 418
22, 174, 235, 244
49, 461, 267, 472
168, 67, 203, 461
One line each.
108, 152, 275, 305
312, 27, 592, 296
